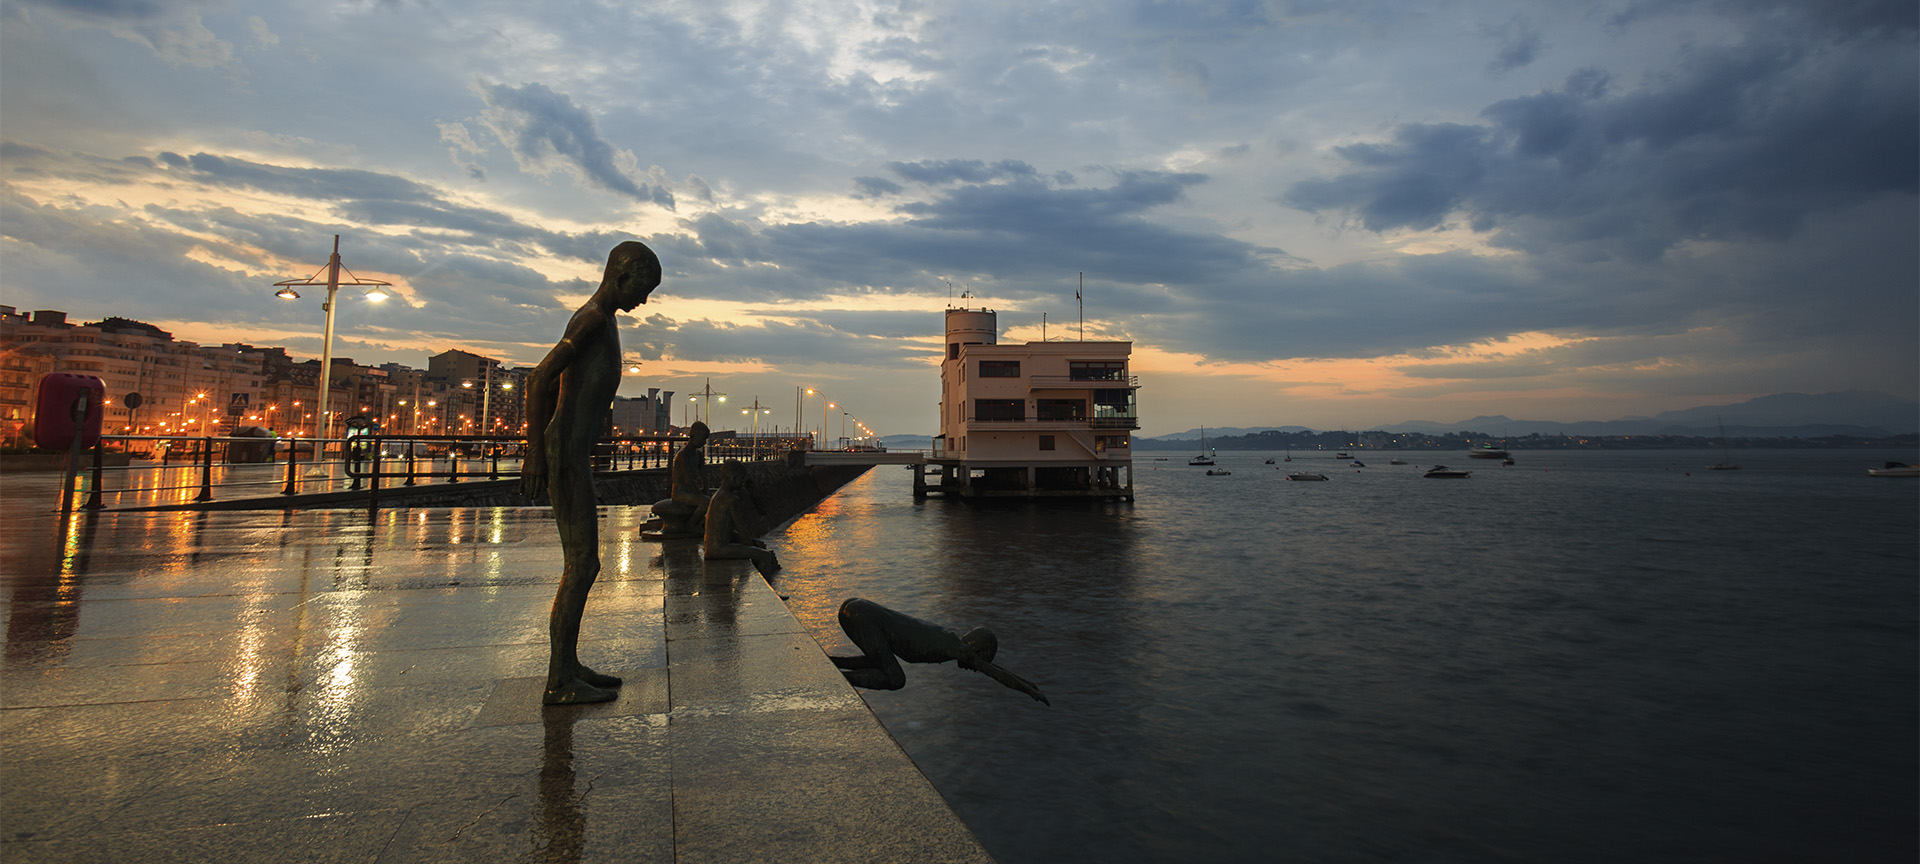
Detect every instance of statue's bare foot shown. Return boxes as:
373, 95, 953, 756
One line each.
578, 666, 622, 688
544, 677, 618, 705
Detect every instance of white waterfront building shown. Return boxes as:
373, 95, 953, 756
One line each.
925, 306, 1136, 499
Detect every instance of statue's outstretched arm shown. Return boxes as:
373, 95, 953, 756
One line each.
970, 660, 1050, 705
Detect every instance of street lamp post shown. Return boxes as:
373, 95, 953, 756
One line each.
690, 377, 727, 425
274, 235, 391, 440
741, 397, 771, 460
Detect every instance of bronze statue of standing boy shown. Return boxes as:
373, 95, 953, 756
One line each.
522, 241, 661, 705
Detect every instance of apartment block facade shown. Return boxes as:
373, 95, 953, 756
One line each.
2, 307, 661, 448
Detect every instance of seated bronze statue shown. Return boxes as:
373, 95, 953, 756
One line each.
644, 421, 711, 539
831, 598, 1049, 704
703, 460, 780, 574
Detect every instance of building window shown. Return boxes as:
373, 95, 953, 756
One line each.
1039, 435, 1055, 451
980, 360, 1020, 378
974, 399, 1024, 421
948, 344, 960, 360
1036, 399, 1085, 421
1069, 360, 1126, 381
1095, 435, 1129, 452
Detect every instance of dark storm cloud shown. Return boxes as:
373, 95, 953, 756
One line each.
630, 314, 925, 368
477, 81, 674, 209
887, 159, 1038, 185
12, 0, 232, 66
139, 149, 643, 266
1613, 0, 1916, 35
665, 168, 1275, 299
1284, 24, 1917, 263
850, 176, 903, 198
1484, 16, 1542, 73
165, 151, 444, 204
2, 143, 649, 364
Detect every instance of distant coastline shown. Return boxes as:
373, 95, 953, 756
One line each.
1129, 429, 1920, 452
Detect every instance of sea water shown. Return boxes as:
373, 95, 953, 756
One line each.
767, 449, 1919, 863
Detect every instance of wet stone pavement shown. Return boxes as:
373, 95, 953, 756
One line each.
0, 502, 992, 863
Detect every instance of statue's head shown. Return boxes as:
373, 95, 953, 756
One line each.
961, 627, 998, 663
605, 241, 661, 311
687, 420, 709, 445
720, 459, 743, 487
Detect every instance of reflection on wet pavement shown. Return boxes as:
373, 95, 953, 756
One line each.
0, 503, 990, 862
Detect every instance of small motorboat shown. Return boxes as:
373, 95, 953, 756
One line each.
1501, 458, 1515, 466
1423, 465, 1471, 478
1468, 443, 1509, 460
1350, 460, 1365, 468
1206, 469, 1232, 476
1389, 458, 1406, 465
1868, 462, 1920, 477
1264, 459, 1276, 464
1334, 452, 1351, 459
1286, 472, 1328, 481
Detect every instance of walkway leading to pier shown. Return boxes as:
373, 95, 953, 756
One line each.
0, 502, 993, 863
801, 449, 929, 466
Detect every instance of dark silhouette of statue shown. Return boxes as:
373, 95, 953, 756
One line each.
830, 598, 1049, 704
702, 460, 780, 575
521, 240, 661, 705
644, 420, 711, 539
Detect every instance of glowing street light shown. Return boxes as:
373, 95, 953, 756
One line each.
273, 235, 391, 438
741, 397, 773, 459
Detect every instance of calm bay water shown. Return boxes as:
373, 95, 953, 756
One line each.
766, 449, 1919, 863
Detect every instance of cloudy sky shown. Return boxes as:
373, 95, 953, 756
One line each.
3, 0, 1913, 437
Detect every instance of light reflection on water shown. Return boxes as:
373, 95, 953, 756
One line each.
770, 450, 1920, 864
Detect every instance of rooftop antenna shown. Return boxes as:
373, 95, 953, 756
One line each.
1077, 272, 1084, 342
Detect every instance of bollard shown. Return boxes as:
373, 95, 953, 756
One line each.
282, 441, 300, 495
195, 437, 215, 502
83, 439, 106, 510
448, 449, 460, 483
489, 443, 500, 480
367, 444, 382, 513
404, 443, 417, 487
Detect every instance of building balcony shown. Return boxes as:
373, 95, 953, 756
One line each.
964, 414, 1140, 431
1027, 375, 1140, 390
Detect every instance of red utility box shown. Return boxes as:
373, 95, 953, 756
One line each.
32, 373, 106, 451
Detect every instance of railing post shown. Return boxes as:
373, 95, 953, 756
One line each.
282, 440, 300, 495
367, 440, 382, 513
195, 437, 214, 502
448, 447, 460, 483
488, 441, 500, 480
404, 441, 417, 486
83, 438, 107, 510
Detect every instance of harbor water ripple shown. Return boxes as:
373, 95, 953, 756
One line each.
768, 449, 1919, 863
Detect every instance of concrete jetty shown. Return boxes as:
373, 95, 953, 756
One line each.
0, 502, 994, 863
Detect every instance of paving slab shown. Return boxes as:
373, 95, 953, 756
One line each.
0, 505, 993, 863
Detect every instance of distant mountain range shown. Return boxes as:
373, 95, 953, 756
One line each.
1148, 391, 1919, 441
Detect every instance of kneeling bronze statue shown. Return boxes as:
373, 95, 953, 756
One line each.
702, 460, 780, 575
643, 420, 711, 540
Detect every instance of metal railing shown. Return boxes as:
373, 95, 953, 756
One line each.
1027, 374, 1141, 389
49, 431, 716, 512
965, 415, 1140, 430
